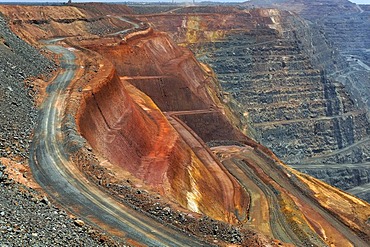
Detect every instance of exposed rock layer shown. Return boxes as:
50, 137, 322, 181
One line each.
77, 32, 248, 223
133, 6, 370, 199
242, 0, 370, 203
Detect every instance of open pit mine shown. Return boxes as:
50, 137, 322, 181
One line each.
0, 1, 369, 246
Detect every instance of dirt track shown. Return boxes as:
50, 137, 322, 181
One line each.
29, 39, 211, 246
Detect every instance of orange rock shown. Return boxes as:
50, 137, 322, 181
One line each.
77, 32, 249, 223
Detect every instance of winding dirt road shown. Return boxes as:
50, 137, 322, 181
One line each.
27, 12, 370, 247
29, 41, 210, 246
165, 111, 367, 246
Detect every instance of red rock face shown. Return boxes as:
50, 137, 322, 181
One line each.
89, 33, 214, 110
79, 73, 156, 177
78, 32, 249, 223
0, 3, 249, 224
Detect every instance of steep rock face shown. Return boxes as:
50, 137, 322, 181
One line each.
298, 3, 370, 201
79, 29, 370, 245
178, 111, 247, 145
242, 0, 370, 203
89, 33, 216, 112
77, 33, 248, 223
245, 0, 370, 110
132, 7, 370, 198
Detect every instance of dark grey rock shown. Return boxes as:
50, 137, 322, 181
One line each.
187, 10, 370, 199
0, 15, 54, 161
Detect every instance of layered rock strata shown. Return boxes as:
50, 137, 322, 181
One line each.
1, 3, 370, 245
243, 0, 370, 204
77, 32, 248, 223
133, 7, 370, 200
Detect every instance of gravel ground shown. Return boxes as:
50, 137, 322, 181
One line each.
0, 14, 54, 161
0, 15, 129, 246
0, 163, 128, 247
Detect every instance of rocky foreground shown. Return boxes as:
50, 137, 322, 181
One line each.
0, 162, 129, 246
0, 14, 128, 246
0, 15, 53, 161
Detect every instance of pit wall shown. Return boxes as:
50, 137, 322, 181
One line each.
137, 8, 370, 192
136, 8, 282, 45
86, 32, 214, 108
76, 32, 248, 223
0, 4, 249, 223
0, 5, 133, 45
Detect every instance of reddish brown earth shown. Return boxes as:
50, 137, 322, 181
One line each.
1, 3, 370, 246
130, 7, 282, 45
0, 5, 133, 44
77, 31, 249, 223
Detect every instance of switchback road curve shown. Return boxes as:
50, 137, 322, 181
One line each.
29, 40, 209, 246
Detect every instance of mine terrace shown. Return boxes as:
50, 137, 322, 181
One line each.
0, 0, 369, 246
